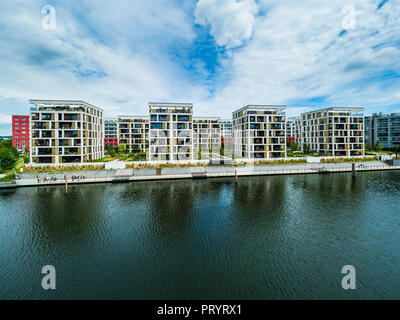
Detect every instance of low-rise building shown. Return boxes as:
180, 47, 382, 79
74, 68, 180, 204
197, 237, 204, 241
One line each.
301, 107, 364, 156
12, 115, 30, 152
29, 100, 104, 164
233, 105, 286, 159
118, 116, 149, 153
149, 102, 193, 161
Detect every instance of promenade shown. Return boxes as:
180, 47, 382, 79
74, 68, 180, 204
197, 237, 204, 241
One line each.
1, 161, 399, 189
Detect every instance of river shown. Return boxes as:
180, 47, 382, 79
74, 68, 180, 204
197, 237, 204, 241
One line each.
1, 171, 400, 299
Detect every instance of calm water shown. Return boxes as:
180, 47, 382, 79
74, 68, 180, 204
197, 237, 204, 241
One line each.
1, 171, 400, 299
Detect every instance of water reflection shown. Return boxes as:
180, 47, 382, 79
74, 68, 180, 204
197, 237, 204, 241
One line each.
1, 171, 400, 299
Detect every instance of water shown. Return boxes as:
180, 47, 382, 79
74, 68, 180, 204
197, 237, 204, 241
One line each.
1, 171, 400, 299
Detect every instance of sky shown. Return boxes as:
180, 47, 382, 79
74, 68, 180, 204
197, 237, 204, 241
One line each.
0, 0, 400, 135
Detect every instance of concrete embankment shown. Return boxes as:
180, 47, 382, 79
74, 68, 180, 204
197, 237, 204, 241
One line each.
1, 161, 399, 189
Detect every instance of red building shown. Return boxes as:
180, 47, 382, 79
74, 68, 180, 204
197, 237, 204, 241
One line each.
104, 138, 119, 148
12, 115, 29, 152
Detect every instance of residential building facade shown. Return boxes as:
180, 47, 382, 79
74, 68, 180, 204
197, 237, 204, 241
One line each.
301, 107, 364, 156
29, 100, 104, 164
104, 118, 119, 148
12, 115, 30, 151
149, 102, 193, 161
233, 105, 286, 159
365, 113, 400, 149
193, 117, 221, 159
220, 119, 233, 144
286, 117, 296, 145
118, 116, 149, 153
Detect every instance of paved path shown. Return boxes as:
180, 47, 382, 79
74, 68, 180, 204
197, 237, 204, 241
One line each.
1, 161, 398, 189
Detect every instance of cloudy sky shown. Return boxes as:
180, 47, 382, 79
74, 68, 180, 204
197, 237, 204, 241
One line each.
0, 0, 399, 135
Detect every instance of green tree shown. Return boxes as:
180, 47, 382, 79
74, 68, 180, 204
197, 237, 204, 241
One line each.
132, 145, 141, 154
303, 144, 311, 155
290, 141, 299, 152
119, 143, 127, 154
105, 143, 114, 155
375, 141, 383, 152
0, 139, 18, 172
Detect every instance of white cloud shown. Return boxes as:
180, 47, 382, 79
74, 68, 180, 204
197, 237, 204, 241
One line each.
194, 0, 258, 48
0, 113, 12, 125
0, 0, 400, 135
196, 0, 400, 117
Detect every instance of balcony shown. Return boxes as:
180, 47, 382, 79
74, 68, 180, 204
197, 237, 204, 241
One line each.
64, 114, 79, 121
38, 148, 52, 155
34, 140, 50, 147
33, 122, 47, 129
64, 148, 80, 155
64, 130, 79, 138
59, 123, 74, 130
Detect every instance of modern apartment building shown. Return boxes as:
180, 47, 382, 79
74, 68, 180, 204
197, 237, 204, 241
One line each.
233, 105, 286, 159
301, 107, 364, 156
149, 102, 193, 161
286, 117, 296, 144
12, 115, 30, 151
193, 117, 221, 159
29, 100, 104, 164
220, 119, 233, 144
118, 116, 149, 153
104, 118, 119, 147
294, 117, 302, 143
365, 113, 400, 149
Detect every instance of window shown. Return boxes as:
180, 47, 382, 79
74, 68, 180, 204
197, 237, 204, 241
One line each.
151, 123, 162, 129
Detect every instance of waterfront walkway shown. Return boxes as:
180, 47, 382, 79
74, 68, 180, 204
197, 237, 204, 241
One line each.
1, 161, 399, 189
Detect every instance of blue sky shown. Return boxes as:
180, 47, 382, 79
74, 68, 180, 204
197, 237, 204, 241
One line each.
0, 0, 400, 134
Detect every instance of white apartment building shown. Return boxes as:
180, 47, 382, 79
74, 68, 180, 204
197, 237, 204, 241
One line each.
104, 119, 118, 139
233, 105, 286, 160
193, 117, 221, 159
301, 107, 364, 156
286, 116, 301, 144
220, 119, 233, 140
29, 100, 104, 164
118, 116, 149, 153
149, 102, 193, 161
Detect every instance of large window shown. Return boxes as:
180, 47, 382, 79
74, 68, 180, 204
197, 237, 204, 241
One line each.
151, 123, 162, 129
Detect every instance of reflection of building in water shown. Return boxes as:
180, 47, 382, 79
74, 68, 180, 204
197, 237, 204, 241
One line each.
29, 184, 110, 241
233, 176, 286, 219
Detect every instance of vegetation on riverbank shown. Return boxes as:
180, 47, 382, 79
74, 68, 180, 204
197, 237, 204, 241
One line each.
0, 139, 30, 181
23, 164, 105, 173
321, 157, 378, 163
97, 143, 147, 162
